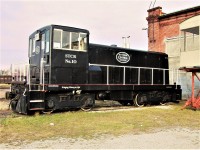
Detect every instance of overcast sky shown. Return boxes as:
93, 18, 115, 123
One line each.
0, 0, 200, 69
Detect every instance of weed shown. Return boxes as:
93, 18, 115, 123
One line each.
0, 102, 199, 144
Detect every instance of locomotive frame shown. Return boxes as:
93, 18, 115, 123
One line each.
6, 25, 182, 114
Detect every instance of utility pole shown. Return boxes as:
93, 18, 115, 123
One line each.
122, 36, 130, 48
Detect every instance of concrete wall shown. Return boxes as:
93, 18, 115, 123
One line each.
165, 35, 200, 99
166, 35, 200, 67
180, 50, 200, 67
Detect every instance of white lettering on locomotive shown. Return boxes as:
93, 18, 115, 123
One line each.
62, 86, 80, 89
65, 54, 77, 64
65, 54, 76, 58
65, 59, 77, 64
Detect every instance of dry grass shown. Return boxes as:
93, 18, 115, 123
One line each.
0, 102, 199, 144
0, 100, 9, 110
0, 84, 10, 89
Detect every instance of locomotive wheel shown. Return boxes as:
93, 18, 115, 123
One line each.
134, 93, 147, 107
81, 95, 94, 111
160, 94, 169, 105
43, 96, 57, 113
47, 99, 55, 109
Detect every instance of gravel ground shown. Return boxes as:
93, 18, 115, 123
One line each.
0, 128, 199, 149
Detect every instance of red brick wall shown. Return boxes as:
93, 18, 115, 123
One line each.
147, 6, 200, 53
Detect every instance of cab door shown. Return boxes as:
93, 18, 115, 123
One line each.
29, 31, 48, 84
29, 32, 42, 84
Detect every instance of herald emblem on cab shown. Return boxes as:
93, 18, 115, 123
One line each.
116, 52, 130, 63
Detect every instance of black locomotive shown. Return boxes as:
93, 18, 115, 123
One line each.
6, 25, 182, 114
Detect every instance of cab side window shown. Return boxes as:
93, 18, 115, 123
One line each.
62, 31, 70, 49
53, 29, 62, 49
29, 38, 33, 57
71, 32, 79, 50
45, 30, 50, 53
53, 28, 88, 51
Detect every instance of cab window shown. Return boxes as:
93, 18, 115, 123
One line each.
41, 33, 45, 50
53, 29, 88, 51
62, 31, 70, 49
71, 32, 79, 50
45, 30, 50, 53
32, 37, 36, 53
29, 38, 33, 57
53, 29, 62, 49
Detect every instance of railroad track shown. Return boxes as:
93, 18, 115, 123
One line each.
0, 100, 172, 117
0, 110, 13, 118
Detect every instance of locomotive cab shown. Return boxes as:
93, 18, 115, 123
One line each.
9, 25, 93, 114
29, 25, 89, 85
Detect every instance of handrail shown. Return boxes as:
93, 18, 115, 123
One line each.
11, 64, 28, 82
89, 63, 180, 85
40, 58, 45, 91
10, 63, 181, 92
11, 63, 45, 91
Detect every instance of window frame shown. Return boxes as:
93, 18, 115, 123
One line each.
29, 38, 33, 57
32, 37, 36, 54
45, 30, 50, 53
41, 33, 45, 51
53, 28, 88, 52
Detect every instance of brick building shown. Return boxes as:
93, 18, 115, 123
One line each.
147, 6, 200, 52
146, 6, 200, 98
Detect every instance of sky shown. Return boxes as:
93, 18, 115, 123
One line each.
0, 0, 200, 69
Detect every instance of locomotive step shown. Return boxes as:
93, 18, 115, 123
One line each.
29, 99, 45, 110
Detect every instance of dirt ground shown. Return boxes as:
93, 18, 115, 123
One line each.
0, 89, 10, 110
0, 89, 9, 99
0, 128, 199, 149
0, 89, 200, 149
